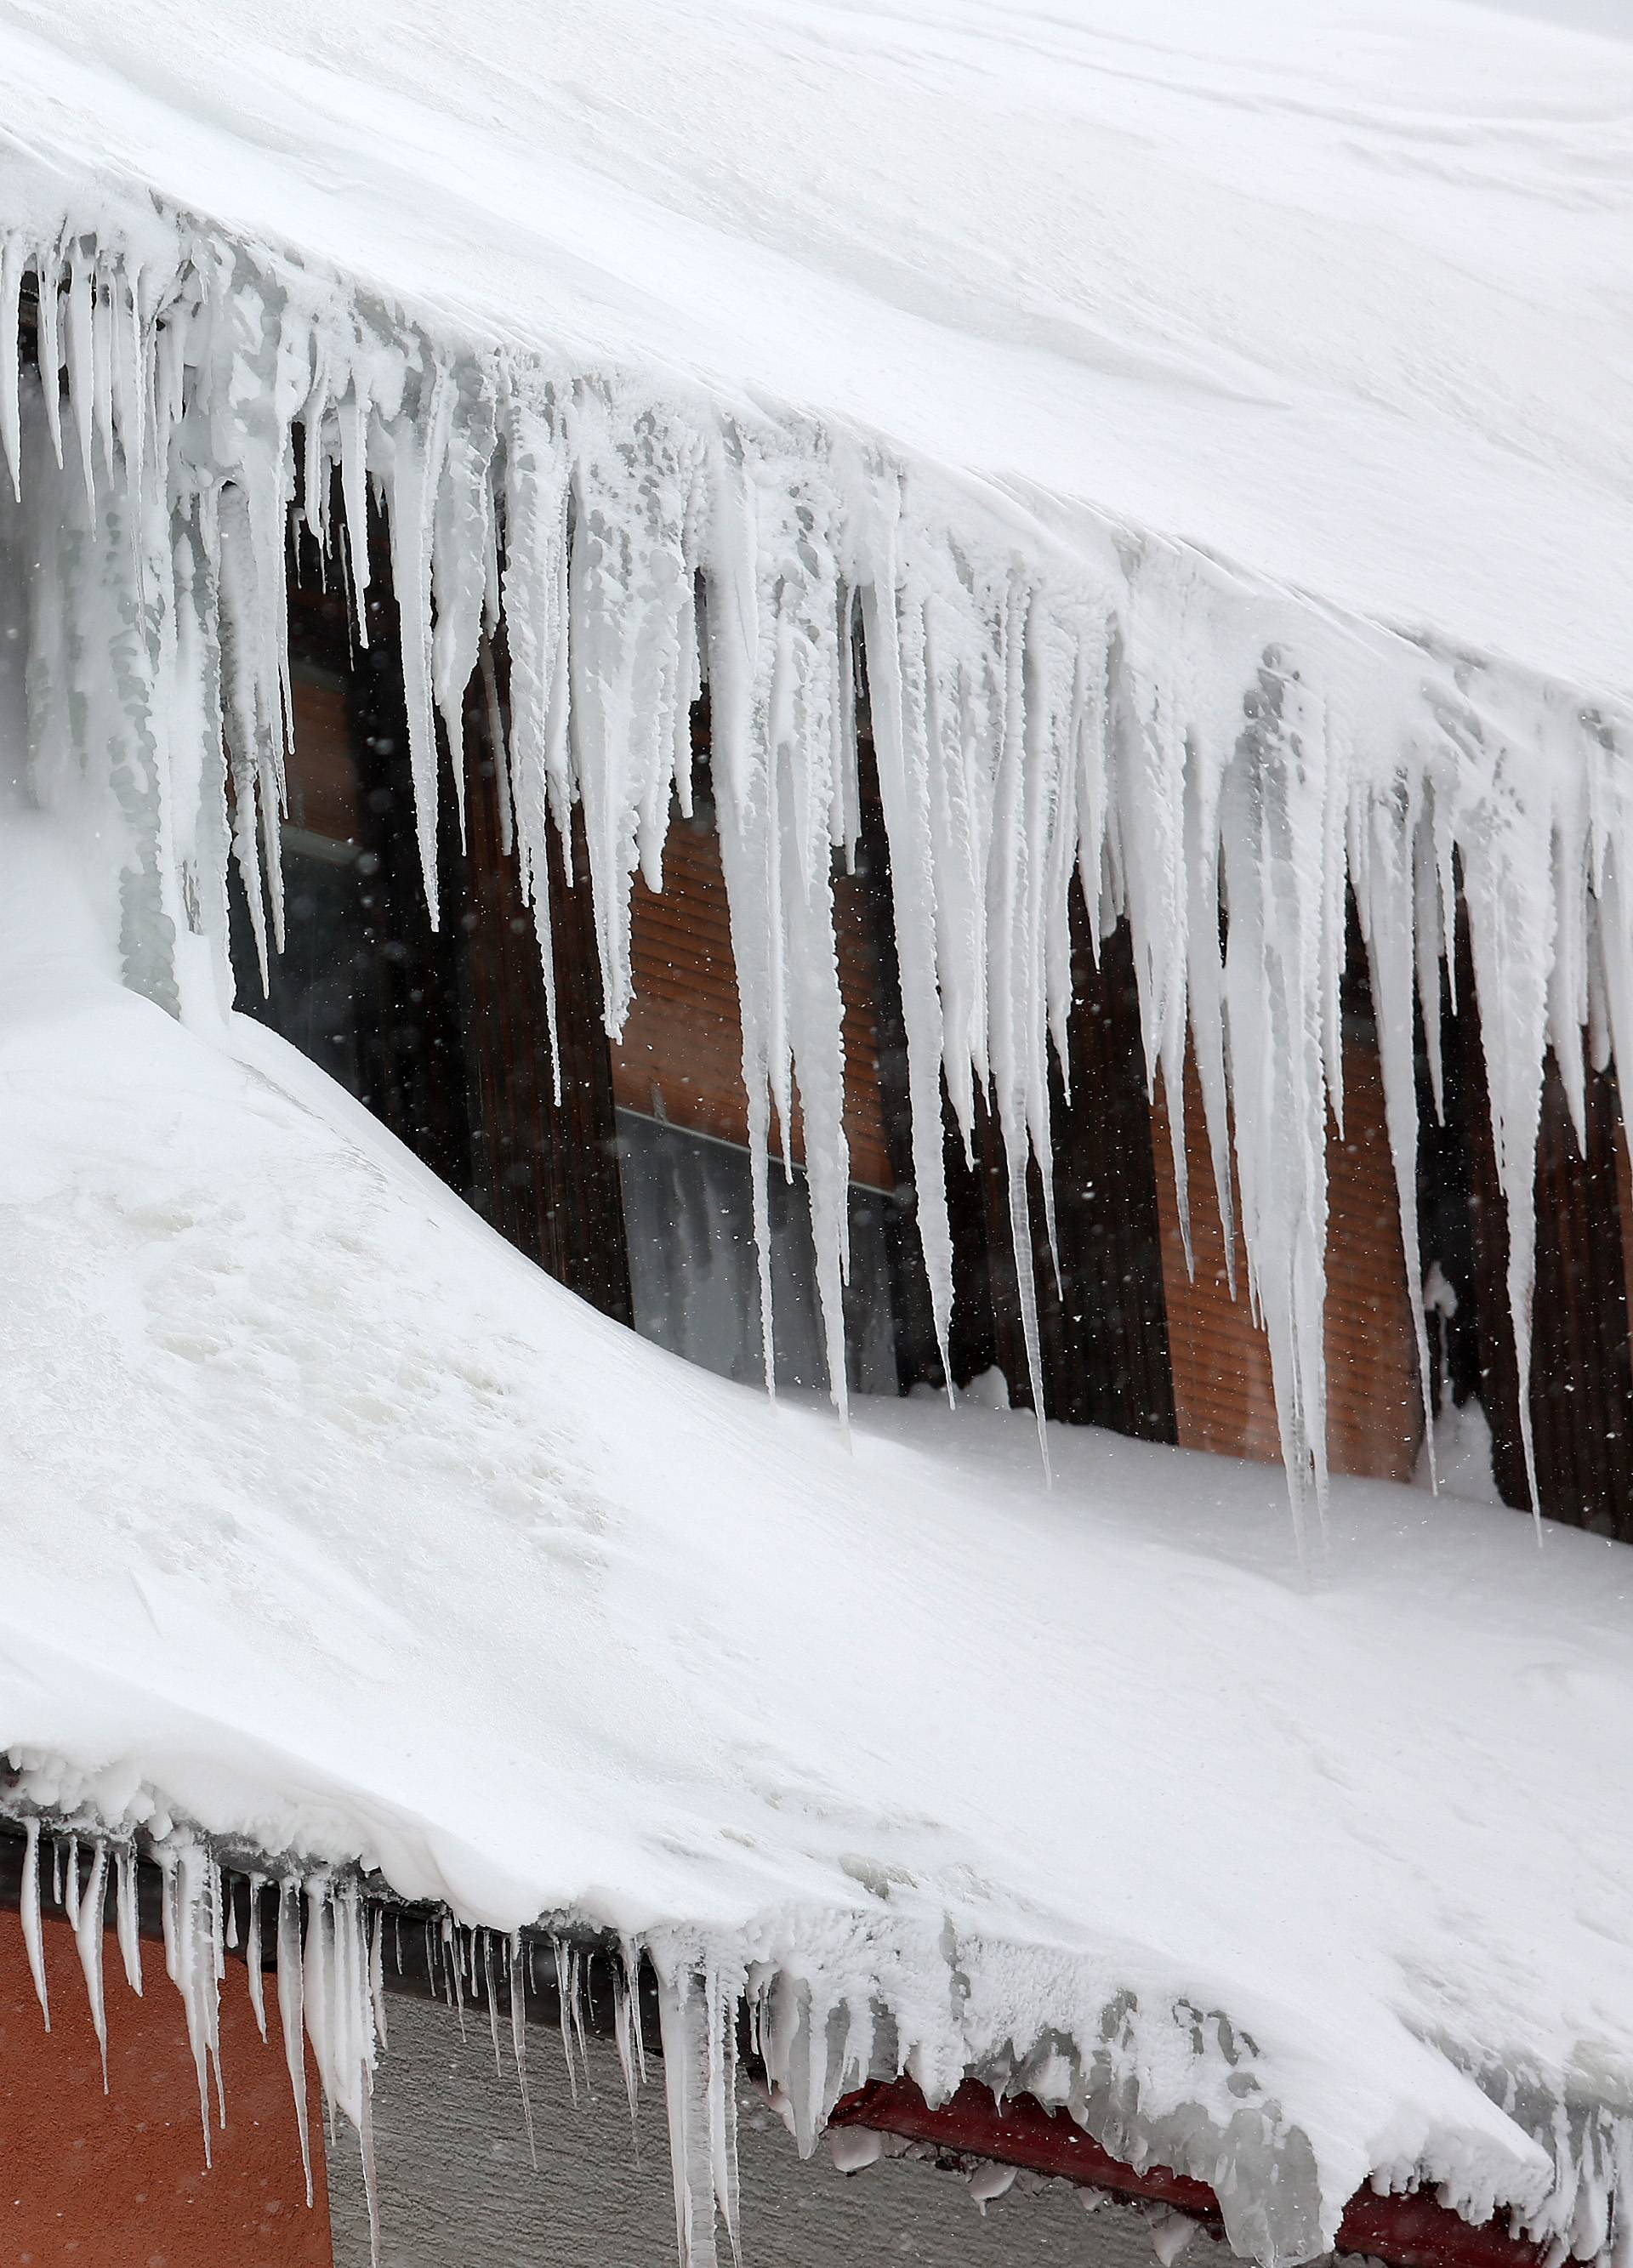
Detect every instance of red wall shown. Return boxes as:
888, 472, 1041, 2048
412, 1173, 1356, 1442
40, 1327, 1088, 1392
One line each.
0, 1909, 331, 2266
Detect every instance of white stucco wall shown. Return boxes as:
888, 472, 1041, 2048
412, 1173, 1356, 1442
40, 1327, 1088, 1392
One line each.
329, 1988, 1176, 2268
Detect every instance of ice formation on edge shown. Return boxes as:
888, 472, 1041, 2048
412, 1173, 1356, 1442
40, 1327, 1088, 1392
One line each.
6, 200, 1631, 1527
3, 190, 1633, 2267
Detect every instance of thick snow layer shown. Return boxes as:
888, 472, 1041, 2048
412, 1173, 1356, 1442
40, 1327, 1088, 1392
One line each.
0, 0, 1628, 702
4, 800, 1633, 2265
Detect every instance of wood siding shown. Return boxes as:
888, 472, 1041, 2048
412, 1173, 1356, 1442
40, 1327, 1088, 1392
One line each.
974, 911, 1177, 1441
1451, 958, 1633, 1537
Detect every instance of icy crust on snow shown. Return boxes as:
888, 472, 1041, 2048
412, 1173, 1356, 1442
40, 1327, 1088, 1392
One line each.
3, 185, 1633, 1533
3, 799, 1633, 2268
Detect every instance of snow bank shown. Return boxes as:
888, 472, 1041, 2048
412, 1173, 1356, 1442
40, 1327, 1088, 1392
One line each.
3, 796, 1633, 2265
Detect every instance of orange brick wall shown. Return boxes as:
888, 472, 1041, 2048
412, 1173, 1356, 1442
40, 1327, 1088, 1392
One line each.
1152, 1040, 1423, 1483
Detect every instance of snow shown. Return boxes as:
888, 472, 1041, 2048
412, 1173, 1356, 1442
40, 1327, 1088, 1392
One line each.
0, 3, 1631, 2259
0, 0, 1628, 1521
0, 0, 1626, 697
4, 792, 1633, 2267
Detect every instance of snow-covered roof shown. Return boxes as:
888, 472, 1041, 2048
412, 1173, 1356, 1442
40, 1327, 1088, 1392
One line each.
6, 0, 1624, 698
4, 800, 1633, 2268
3, 4, 1633, 2261
3, 0, 1627, 702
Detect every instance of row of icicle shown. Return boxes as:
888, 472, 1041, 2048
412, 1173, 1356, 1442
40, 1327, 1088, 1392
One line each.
4, 203, 1631, 1536
3, 1809, 955, 2268
2, 1813, 756, 2267
13, 1808, 1630, 2268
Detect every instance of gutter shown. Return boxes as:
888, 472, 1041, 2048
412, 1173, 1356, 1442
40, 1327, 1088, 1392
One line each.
830, 2077, 1550, 2268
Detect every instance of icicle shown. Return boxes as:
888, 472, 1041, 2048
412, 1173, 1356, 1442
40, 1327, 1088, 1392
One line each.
35, 240, 63, 470
301, 1878, 380, 2262
65, 245, 96, 526
430, 366, 499, 844
554, 1935, 581, 2106
277, 1875, 314, 2208
370, 1903, 389, 2055
483, 1929, 503, 2078
74, 1838, 110, 2089
613, 1945, 645, 2130
0, 235, 23, 500
159, 1841, 222, 2164
115, 1841, 143, 1997
91, 263, 117, 483
656, 1958, 745, 2268
498, 389, 571, 1098
208, 1858, 228, 2126
337, 378, 373, 646
509, 1930, 538, 2169
389, 360, 454, 916
1352, 770, 1436, 1482
447, 1913, 467, 2034
246, 1873, 267, 2041
859, 519, 956, 1381
20, 1816, 49, 2030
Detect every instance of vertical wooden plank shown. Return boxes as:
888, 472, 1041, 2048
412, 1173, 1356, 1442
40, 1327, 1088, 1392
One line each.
849, 765, 993, 1392
970, 899, 1177, 1441
287, 519, 474, 1197
1447, 909, 1633, 1535
456, 662, 634, 1327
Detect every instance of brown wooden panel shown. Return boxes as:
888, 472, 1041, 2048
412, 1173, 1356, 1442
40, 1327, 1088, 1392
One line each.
610, 805, 896, 1192
1152, 1039, 1422, 1482
286, 672, 357, 844
1455, 977, 1633, 1535
458, 680, 634, 1327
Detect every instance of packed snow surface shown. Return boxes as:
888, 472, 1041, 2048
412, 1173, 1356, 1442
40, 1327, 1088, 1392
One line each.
0, 0, 1627, 702
4, 802, 1633, 2264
